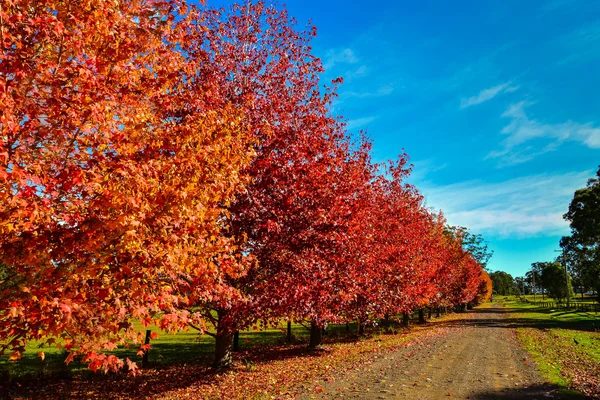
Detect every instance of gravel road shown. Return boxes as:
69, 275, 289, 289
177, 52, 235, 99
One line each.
304, 307, 568, 400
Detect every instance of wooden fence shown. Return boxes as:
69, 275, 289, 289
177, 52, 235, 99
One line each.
523, 299, 600, 313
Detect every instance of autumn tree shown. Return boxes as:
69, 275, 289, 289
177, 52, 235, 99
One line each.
1, 0, 498, 373
0, 0, 254, 372
155, 1, 362, 366
475, 271, 493, 304
182, 2, 494, 364
361, 162, 442, 322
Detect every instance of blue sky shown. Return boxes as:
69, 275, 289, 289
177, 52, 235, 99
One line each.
210, 1, 600, 278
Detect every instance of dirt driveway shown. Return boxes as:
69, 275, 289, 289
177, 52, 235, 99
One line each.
303, 307, 568, 400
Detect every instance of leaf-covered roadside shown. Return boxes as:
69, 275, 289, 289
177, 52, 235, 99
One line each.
517, 327, 600, 398
5, 316, 460, 399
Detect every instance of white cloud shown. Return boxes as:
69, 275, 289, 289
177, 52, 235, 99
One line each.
558, 22, 600, 65
323, 48, 359, 70
408, 158, 448, 183
420, 170, 593, 238
346, 116, 377, 131
346, 65, 368, 79
340, 84, 394, 100
487, 101, 600, 165
460, 82, 518, 109
579, 127, 600, 147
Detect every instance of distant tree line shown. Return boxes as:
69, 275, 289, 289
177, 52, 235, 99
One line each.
490, 265, 575, 304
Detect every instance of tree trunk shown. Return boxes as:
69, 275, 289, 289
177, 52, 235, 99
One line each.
436, 307, 441, 318
418, 309, 425, 324
309, 321, 322, 348
142, 329, 151, 368
357, 320, 365, 336
346, 322, 351, 332
403, 312, 409, 326
213, 328, 234, 368
286, 321, 293, 343
382, 314, 391, 327
233, 331, 240, 352
428, 308, 432, 319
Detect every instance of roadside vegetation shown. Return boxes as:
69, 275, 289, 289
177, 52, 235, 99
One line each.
0, 321, 359, 378
497, 296, 599, 398
0, 312, 464, 399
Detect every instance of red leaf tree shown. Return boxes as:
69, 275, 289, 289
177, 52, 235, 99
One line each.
171, 1, 366, 366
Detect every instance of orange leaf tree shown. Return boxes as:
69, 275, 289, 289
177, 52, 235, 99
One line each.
0, 0, 254, 372
476, 270, 493, 304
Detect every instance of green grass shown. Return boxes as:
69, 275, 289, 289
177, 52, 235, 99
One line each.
0, 321, 359, 380
498, 297, 600, 399
519, 294, 599, 305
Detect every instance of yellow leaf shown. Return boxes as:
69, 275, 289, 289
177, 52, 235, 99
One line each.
38, 351, 45, 361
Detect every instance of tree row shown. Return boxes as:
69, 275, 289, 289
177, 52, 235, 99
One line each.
0, 0, 492, 372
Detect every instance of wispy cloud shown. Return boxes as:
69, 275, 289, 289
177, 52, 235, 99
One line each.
420, 170, 593, 238
340, 84, 394, 100
558, 22, 600, 65
408, 158, 448, 183
323, 48, 359, 70
346, 116, 377, 131
487, 101, 600, 165
460, 82, 519, 109
345, 65, 368, 79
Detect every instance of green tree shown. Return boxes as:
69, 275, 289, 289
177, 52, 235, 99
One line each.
489, 271, 518, 296
537, 261, 574, 303
447, 226, 494, 270
562, 167, 600, 302
526, 264, 544, 298
514, 276, 531, 295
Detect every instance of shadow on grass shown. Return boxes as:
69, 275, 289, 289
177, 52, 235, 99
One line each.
426, 307, 600, 334
0, 325, 370, 399
470, 383, 585, 400
5, 306, 594, 399
0, 341, 348, 399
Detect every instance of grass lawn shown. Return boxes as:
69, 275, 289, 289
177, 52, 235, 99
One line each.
0, 319, 368, 380
497, 297, 600, 398
0, 311, 452, 399
519, 294, 598, 305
